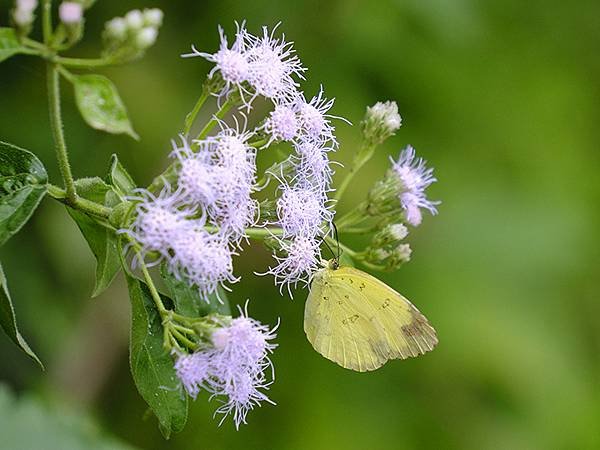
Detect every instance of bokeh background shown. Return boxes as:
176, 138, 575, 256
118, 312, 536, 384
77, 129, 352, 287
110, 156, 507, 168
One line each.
1, 0, 599, 449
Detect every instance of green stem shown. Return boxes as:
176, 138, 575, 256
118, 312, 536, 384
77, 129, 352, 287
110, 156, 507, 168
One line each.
139, 258, 168, 314
42, 0, 52, 45
53, 55, 115, 69
334, 142, 376, 201
336, 202, 368, 229
183, 89, 210, 136
193, 98, 235, 143
47, 63, 77, 202
47, 184, 112, 218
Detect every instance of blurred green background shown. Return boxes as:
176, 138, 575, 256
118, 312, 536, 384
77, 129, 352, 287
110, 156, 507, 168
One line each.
1, 0, 600, 449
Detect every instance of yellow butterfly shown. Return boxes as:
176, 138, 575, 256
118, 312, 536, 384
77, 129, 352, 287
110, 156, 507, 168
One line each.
304, 260, 438, 372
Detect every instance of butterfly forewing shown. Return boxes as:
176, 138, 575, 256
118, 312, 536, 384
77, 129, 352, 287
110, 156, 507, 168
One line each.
304, 266, 438, 372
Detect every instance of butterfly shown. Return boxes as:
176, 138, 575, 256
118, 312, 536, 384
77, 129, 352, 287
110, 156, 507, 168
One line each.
304, 259, 438, 371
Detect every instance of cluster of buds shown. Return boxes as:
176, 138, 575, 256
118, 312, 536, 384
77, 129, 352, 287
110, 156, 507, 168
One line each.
363, 223, 412, 270
11, 0, 37, 34
102, 8, 163, 60
361, 100, 402, 146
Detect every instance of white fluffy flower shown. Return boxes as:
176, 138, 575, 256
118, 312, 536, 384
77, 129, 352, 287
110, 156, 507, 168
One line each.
276, 183, 332, 238
175, 304, 278, 428
390, 146, 439, 226
170, 227, 239, 299
296, 88, 338, 144
245, 24, 305, 102
263, 102, 300, 144
123, 186, 193, 264
267, 235, 321, 295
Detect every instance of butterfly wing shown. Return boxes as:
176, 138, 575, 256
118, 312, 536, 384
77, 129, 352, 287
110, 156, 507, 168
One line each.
304, 266, 438, 372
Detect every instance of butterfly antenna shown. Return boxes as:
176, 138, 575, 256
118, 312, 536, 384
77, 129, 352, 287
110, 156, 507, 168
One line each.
319, 234, 337, 260
332, 222, 341, 260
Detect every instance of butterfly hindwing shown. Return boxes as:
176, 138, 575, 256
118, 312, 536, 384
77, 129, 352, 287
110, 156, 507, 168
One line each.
304, 265, 438, 372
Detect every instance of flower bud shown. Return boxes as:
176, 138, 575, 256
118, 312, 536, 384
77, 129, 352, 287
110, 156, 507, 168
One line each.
388, 243, 412, 268
59, 1, 83, 25
12, 0, 37, 29
372, 223, 408, 247
136, 27, 158, 49
105, 17, 127, 40
143, 8, 163, 27
125, 9, 144, 29
361, 101, 402, 146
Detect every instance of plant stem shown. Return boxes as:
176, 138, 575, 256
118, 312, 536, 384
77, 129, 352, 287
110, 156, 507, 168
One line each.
53, 55, 115, 69
334, 142, 375, 202
335, 202, 368, 229
193, 98, 235, 143
139, 258, 168, 314
183, 89, 210, 136
47, 184, 112, 218
42, 0, 52, 45
47, 63, 77, 203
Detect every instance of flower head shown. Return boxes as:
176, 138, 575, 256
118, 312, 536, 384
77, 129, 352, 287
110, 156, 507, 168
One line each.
263, 102, 300, 143
276, 184, 332, 238
170, 227, 238, 299
245, 24, 305, 102
175, 304, 278, 428
124, 186, 193, 263
267, 235, 321, 295
59, 2, 83, 25
297, 88, 338, 144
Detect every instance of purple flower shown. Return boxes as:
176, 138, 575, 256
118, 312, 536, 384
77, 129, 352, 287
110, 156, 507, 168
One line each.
267, 235, 321, 296
390, 146, 439, 226
169, 227, 239, 300
175, 304, 278, 428
276, 183, 332, 238
123, 186, 193, 265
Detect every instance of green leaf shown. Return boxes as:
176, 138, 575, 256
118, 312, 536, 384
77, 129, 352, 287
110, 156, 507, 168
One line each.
73, 74, 138, 140
0, 28, 23, 63
0, 141, 48, 247
67, 177, 120, 297
106, 154, 136, 199
0, 384, 138, 450
126, 273, 188, 438
0, 263, 43, 369
160, 263, 231, 317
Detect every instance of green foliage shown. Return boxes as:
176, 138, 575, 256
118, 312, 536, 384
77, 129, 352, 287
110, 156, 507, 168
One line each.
0, 262, 43, 368
66, 178, 121, 297
0, 28, 24, 63
0, 384, 137, 450
126, 273, 188, 439
107, 154, 136, 199
73, 74, 138, 140
160, 263, 231, 317
0, 141, 47, 247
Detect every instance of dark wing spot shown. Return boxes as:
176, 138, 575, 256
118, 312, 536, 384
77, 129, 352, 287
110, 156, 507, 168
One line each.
380, 298, 391, 309
342, 314, 360, 325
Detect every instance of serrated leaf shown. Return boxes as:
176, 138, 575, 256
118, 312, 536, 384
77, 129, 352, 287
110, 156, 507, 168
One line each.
0, 28, 23, 63
160, 263, 231, 317
107, 154, 136, 199
67, 177, 120, 297
126, 273, 188, 438
0, 141, 48, 247
73, 74, 138, 139
0, 263, 43, 369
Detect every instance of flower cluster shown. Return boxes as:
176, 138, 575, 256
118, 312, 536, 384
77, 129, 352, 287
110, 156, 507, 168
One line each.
185, 22, 342, 293
103, 8, 163, 57
368, 145, 439, 227
174, 305, 278, 428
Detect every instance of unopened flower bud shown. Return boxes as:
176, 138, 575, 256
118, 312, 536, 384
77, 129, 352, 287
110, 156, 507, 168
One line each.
136, 26, 158, 48
372, 223, 408, 247
143, 8, 163, 27
105, 17, 127, 40
59, 1, 83, 25
389, 244, 412, 268
361, 101, 402, 146
12, 7, 33, 26
125, 9, 144, 29
17, 0, 37, 11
